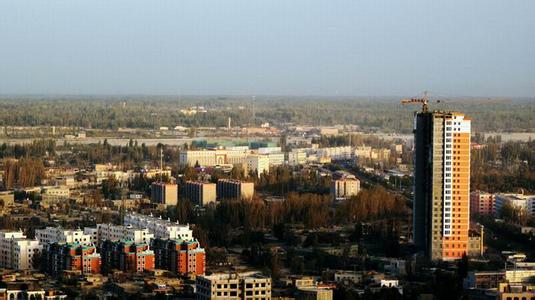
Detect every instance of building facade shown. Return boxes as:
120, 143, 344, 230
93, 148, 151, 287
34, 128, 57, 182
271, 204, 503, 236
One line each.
0, 231, 42, 270
35, 227, 92, 246
495, 193, 535, 218
183, 181, 217, 206
196, 272, 271, 300
151, 238, 205, 276
413, 111, 471, 260
100, 240, 155, 274
44, 243, 101, 275
330, 178, 360, 201
216, 179, 254, 201
94, 224, 154, 245
470, 191, 496, 216
151, 182, 178, 206
124, 212, 193, 241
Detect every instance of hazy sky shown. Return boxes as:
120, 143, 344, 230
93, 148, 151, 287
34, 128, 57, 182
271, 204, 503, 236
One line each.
1, 0, 534, 97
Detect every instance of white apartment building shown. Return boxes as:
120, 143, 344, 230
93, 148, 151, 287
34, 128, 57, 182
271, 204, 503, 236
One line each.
179, 149, 251, 167
13, 239, 42, 270
495, 193, 535, 217
316, 146, 353, 161
258, 147, 282, 154
246, 155, 270, 177
35, 227, 92, 245
288, 149, 307, 166
0, 231, 42, 270
124, 212, 193, 240
94, 223, 154, 244
266, 152, 285, 166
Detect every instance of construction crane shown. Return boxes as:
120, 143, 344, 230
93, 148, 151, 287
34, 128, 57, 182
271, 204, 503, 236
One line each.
401, 91, 440, 113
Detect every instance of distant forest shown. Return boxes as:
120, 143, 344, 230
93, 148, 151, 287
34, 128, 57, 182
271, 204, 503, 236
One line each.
0, 96, 533, 133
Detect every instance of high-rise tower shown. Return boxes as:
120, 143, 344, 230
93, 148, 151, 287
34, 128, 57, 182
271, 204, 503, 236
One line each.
413, 111, 471, 260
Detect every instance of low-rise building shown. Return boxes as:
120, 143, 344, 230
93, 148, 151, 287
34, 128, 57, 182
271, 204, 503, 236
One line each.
0, 191, 15, 207
495, 193, 535, 218
296, 287, 333, 300
196, 272, 271, 300
470, 191, 495, 215
331, 178, 360, 201
334, 270, 362, 284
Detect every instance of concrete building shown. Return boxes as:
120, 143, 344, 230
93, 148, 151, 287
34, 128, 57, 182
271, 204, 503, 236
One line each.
331, 178, 360, 201
44, 243, 101, 275
266, 152, 285, 167
124, 212, 193, 241
496, 283, 535, 300
495, 193, 535, 218
179, 150, 221, 167
246, 155, 270, 177
196, 272, 271, 300
470, 191, 496, 216
316, 146, 353, 161
465, 271, 506, 289
216, 179, 254, 201
334, 270, 362, 284
413, 111, 471, 261
183, 181, 217, 206
355, 146, 372, 159
288, 149, 307, 166
0, 231, 42, 270
296, 287, 333, 300
100, 240, 155, 274
35, 227, 92, 246
0, 191, 14, 207
94, 224, 154, 245
151, 238, 205, 276
151, 182, 178, 206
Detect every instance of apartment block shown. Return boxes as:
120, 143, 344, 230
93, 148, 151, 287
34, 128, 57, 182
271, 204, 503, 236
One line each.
413, 111, 471, 260
495, 193, 535, 218
184, 181, 217, 206
246, 155, 270, 177
331, 178, 360, 201
288, 149, 307, 166
470, 191, 495, 215
35, 227, 92, 246
94, 224, 154, 245
0, 231, 42, 270
124, 212, 193, 241
196, 272, 271, 300
151, 182, 178, 206
216, 179, 254, 201
100, 240, 155, 274
44, 243, 101, 275
151, 238, 206, 276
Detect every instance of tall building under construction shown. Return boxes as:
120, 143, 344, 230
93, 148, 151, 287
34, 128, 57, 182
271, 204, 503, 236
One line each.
413, 110, 471, 260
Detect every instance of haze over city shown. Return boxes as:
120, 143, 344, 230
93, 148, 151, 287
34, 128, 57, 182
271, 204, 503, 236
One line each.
1, 0, 534, 97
